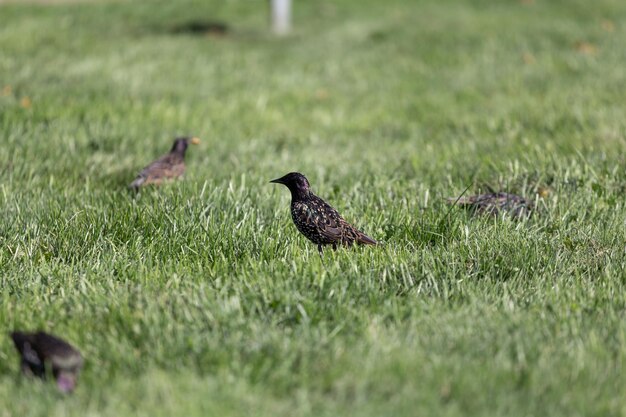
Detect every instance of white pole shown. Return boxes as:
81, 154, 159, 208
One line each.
271, 0, 291, 35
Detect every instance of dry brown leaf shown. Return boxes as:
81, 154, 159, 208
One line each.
315, 89, 329, 100
601, 19, 615, 33
575, 41, 597, 55
522, 52, 536, 65
20, 97, 32, 108
537, 186, 551, 198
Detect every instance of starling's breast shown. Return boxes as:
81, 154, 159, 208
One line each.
290, 201, 332, 244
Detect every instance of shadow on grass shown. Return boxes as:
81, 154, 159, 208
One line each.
169, 20, 229, 37
94, 168, 137, 192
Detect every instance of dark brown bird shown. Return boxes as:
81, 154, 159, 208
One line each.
10, 331, 83, 393
270, 172, 377, 254
447, 192, 534, 218
129, 136, 200, 190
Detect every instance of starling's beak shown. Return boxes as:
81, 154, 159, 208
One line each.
270, 177, 284, 184
190, 137, 200, 145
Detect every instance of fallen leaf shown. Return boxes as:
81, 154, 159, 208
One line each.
575, 41, 597, 55
315, 89, 329, 100
522, 52, 535, 64
20, 96, 32, 108
439, 382, 452, 401
537, 186, 550, 198
601, 19, 615, 33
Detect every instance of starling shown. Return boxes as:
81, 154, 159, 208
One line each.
447, 192, 534, 218
129, 136, 200, 190
270, 172, 377, 254
10, 331, 83, 393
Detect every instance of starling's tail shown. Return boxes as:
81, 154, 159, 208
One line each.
9, 331, 35, 353
356, 231, 377, 245
10, 331, 28, 348
129, 176, 144, 191
446, 196, 474, 206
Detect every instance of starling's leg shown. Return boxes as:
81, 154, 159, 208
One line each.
316, 244, 330, 270
332, 243, 338, 251
317, 244, 327, 264
20, 361, 34, 376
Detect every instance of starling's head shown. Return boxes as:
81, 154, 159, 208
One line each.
270, 172, 311, 198
171, 136, 200, 154
55, 370, 78, 393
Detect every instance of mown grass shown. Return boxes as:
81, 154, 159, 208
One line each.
0, 0, 625, 415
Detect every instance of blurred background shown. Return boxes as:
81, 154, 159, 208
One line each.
2, 0, 624, 190
1, 1, 625, 416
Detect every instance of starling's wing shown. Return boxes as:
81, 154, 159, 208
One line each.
496, 193, 533, 218
130, 153, 185, 189
21, 342, 43, 369
34, 332, 83, 372
337, 217, 377, 245
473, 194, 501, 215
309, 196, 376, 245
301, 196, 343, 241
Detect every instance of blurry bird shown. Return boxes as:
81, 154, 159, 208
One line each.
447, 192, 533, 218
270, 172, 377, 254
129, 136, 200, 190
10, 331, 83, 393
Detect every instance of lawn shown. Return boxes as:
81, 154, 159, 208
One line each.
0, 0, 625, 415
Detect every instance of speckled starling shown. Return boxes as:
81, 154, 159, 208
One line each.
129, 136, 200, 190
270, 172, 377, 253
10, 331, 83, 393
447, 192, 533, 218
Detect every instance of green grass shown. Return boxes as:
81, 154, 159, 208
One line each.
1, 0, 625, 415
